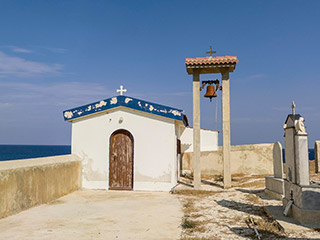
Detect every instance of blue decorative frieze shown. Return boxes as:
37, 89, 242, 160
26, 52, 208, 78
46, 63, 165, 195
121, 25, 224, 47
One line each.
63, 96, 188, 126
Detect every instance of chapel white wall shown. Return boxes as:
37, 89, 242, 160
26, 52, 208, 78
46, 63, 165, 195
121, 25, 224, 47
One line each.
71, 108, 177, 191
179, 127, 218, 153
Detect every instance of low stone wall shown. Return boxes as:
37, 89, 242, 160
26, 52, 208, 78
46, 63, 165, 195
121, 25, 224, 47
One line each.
0, 155, 81, 219
181, 143, 273, 176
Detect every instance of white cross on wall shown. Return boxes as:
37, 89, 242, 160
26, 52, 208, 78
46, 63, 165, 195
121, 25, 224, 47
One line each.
116, 85, 127, 95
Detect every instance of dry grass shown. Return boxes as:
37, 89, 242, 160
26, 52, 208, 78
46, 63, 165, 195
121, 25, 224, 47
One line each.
249, 210, 285, 235
175, 189, 223, 197
234, 179, 265, 188
183, 198, 197, 215
191, 213, 204, 218
310, 160, 320, 182
190, 220, 210, 233
181, 219, 197, 229
201, 174, 268, 188
48, 199, 65, 205
182, 219, 210, 235
244, 193, 260, 204
180, 237, 208, 240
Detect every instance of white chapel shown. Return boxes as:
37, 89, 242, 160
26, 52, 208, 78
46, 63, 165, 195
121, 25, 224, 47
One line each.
63, 89, 217, 191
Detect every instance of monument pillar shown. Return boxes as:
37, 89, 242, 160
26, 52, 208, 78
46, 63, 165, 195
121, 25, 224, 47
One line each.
284, 102, 309, 186
185, 50, 238, 189
192, 70, 201, 189
281, 103, 320, 226
315, 141, 320, 173
221, 71, 231, 188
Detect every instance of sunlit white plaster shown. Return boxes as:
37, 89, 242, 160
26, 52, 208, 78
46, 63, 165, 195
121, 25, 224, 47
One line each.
170, 110, 181, 116
296, 117, 306, 134
71, 108, 179, 191
125, 98, 132, 104
64, 111, 73, 119
110, 97, 117, 105
179, 127, 218, 152
95, 100, 107, 108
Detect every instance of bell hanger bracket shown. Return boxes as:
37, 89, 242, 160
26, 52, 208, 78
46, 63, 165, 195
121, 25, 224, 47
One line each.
200, 79, 220, 91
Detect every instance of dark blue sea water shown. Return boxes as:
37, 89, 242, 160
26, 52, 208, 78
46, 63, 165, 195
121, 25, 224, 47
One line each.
309, 148, 315, 161
0, 145, 71, 161
282, 148, 314, 162
0, 145, 315, 162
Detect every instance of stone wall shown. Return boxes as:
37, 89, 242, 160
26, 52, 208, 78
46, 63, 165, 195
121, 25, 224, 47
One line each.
0, 155, 81, 219
181, 143, 273, 176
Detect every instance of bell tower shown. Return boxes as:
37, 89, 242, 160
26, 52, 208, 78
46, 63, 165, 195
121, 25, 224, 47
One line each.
185, 48, 239, 189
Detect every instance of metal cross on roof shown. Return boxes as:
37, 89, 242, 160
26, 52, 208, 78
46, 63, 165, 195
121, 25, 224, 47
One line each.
206, 46, 216, 57
291, 101, 296, 115
117, 85, 127, 95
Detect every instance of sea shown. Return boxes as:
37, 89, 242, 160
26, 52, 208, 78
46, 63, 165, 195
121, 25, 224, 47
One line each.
283, 148, 315, 162
0, 145, 71, 161
0, 145, 315, 162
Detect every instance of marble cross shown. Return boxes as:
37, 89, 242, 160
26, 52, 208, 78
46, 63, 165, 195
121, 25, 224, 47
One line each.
117, 85, 127, 95
291, 101, 296, 115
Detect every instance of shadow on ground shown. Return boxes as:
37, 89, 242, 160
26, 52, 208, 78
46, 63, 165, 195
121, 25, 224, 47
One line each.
235, 188, 274, 200
215, 199, 265, 216
228, 226, 319, 240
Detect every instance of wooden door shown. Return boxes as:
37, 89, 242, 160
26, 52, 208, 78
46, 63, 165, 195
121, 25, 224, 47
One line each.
109, 130, 134, 190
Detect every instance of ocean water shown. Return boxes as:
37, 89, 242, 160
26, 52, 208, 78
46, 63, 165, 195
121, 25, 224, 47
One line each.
309, 148, 315, 160
283, 148, 314, 162
0, 145, 71, 161
0, 145, 315, 162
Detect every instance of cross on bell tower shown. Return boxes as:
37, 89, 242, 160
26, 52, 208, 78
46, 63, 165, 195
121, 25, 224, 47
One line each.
206, 46, 216, 57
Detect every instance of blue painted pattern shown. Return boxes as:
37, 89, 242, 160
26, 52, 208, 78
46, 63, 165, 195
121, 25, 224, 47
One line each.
63, 95, 188, 125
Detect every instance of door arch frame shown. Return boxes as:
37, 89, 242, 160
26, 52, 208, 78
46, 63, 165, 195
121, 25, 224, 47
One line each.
109, 129, 134, 190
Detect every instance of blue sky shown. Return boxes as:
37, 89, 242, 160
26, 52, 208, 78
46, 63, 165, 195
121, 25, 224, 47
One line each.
0, 1, 319, 147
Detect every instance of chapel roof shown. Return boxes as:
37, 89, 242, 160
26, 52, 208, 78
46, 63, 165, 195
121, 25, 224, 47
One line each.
63, 95, 188, 126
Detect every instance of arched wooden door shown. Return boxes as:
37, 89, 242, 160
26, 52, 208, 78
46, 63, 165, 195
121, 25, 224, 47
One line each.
109, 129, 134, 190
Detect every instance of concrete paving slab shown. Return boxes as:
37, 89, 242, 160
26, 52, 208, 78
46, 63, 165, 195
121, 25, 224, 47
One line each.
0, 190, 183, 240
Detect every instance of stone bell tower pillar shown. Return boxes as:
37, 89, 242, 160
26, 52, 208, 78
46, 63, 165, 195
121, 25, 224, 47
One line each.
185, 51, 239, 189
192, 69, 201, 189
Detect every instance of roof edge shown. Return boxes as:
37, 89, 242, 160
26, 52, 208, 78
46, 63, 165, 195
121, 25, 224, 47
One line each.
63, 95, 188, 126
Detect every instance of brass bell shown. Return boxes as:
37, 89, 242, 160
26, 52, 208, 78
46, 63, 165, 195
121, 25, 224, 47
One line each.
204, 85, 217, 101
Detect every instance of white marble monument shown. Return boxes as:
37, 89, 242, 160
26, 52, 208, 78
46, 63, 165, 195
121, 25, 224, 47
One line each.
282, 102, 320, 226
283, 102, 309, 185
265, 142, 284, 199
315, 141, 320, 174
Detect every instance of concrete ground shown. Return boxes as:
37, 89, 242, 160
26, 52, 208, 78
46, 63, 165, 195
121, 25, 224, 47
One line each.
0, 190, 183, 240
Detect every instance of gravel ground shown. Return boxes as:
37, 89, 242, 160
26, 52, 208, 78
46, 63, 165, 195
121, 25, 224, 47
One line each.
176, 171, 320, 240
